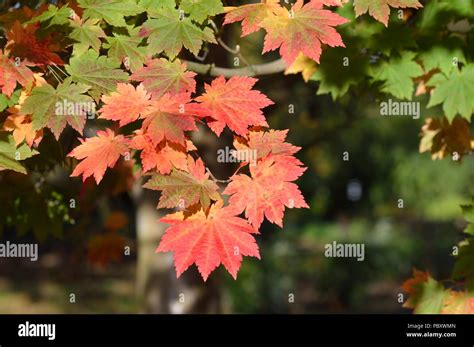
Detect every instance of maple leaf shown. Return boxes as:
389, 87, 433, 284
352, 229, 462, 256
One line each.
284, 53, 318, 82
139, 0, 175, 11
0, 132, 38, 174
78, 0, 143, 27
68, 129, 129, 184
140, 6, 216, 58
419, 117, 472, 160
223, 0, 280, 36
224, 156, 308, 228
0, 50, 34, 97
69, 18, 106, 56
260, 0, 348, 65
369, 52, 423, 100
353, 0, 422, 26
180, 0, 224, 24
419, 39, 467, 75
402, 269, 446, 313
103, 27, 148, 72
3, 111, 43, 147
141, 93, 200, 146
130, 58, 196, 98
98, 83, 151, 127
157, 200, 260, 280
234, 129, 301, 160
144, 156, 220, 209
441, 291, 474, 314
401, 269, 430, 295
427, 65, 474, 121
195, 76, 273, 136
66, 49, 129, 99
5, 21, 64, 66
131, 132, 187, 174
310, 42, 369, 100
21, 79, 94, 139
29, 4, 71, 27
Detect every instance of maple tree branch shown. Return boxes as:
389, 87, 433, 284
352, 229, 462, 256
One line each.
205, 167, 229, 183
184, 58, 287, 78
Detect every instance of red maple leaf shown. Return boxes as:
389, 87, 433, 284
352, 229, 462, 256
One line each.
141, 93, 201, 146
99, 83, 151, 127
195, 76, 273, 136
260, 0, 348, 65
130, 58, 196, 98
224, 155, 308, 228
131, 132, 187, 174
68, 129, 130, 183
0, 50, 34, 96
158, 200, 260, 280
5, 21, 64, 66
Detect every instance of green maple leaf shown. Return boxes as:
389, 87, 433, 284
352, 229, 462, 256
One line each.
65, 49, 129, 99
369, 24, 417, 56
78, 0, 143, 27
130, 58, 196, 98
28, 4, 71, 26
143, 163, 220, 209
103, 27, 147, 72
141, 7, 216, 58
0, 89, 20, 112
427, 65, 474, 121
70, 19, 106, 56
139, 0, 175, 12
420, 38, 466, 75
369, 51, 423, 100
409, 277, 447, 314
353, 0, 422, 26
21, 79, 94, 139
179, 0, 224, 24
0, 133, 38, 174
311, 46, 369, 100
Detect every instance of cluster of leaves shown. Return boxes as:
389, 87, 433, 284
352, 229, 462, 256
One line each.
1, 0, 472, 285
403, 201, 474, 314
283, 0, 473, 160
0, 0, 327, 281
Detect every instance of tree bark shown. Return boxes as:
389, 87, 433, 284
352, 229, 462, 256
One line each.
134, 186, 222, 313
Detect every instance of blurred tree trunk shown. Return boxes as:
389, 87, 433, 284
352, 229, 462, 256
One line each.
133, 182, 223, 313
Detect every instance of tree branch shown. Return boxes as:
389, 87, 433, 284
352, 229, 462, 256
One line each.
183, 58, 287, 78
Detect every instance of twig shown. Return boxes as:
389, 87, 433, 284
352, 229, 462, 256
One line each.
206, 167, 229, 183
183, 58, 287, 77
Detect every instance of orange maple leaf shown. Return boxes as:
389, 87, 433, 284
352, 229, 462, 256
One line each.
141, 93, 201, 146
223, 0, 280, 36
99, 83, 151, 127
260, 0, 348, 65
158, 200, 260, 281
68, 129, 130, 184
131, 132, 188, 174
195, 76, 273, 136
5, 21, 64, 66
224, 155, 308, 228
0, 50, 34, 96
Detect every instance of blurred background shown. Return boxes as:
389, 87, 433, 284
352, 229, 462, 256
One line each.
0, 0, 472, 313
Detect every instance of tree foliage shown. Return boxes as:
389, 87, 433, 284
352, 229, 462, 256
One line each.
0, 0, 473, 298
